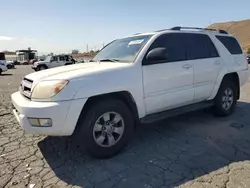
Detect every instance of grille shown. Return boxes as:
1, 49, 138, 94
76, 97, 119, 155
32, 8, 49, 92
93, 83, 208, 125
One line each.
20, 77, 33, 99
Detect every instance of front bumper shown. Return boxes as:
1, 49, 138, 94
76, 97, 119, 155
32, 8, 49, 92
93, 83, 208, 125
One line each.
31, 66, 37, 70
11, 91, 87, 136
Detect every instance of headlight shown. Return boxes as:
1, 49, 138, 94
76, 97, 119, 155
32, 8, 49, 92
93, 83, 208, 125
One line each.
31, 80, 69, 99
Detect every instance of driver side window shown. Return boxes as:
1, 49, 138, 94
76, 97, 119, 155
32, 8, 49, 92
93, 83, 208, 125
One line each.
143, 33, 187, 65
52, 56, 58, 62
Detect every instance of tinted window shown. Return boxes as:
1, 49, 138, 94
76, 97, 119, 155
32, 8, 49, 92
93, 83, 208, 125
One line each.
216, 36, 242, 54
52, 56, 58, 61
184, 33, 219, 60
59, 56, 65, 61
144, 33, 187, 64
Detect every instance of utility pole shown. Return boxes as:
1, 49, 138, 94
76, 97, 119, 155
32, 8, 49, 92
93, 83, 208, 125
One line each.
86, 44, 89, 53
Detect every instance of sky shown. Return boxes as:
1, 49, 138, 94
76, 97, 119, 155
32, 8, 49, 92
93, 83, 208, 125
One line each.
1, 0, 250, 55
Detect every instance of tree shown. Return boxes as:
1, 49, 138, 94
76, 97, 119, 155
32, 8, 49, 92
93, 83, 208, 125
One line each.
247, 48, 250, 55
72, 49, 79, 54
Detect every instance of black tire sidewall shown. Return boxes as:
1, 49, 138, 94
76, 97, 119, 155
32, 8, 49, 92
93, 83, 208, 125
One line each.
37, 65, 46, 71
78, 99, 134, 158
214, 80, 237, 116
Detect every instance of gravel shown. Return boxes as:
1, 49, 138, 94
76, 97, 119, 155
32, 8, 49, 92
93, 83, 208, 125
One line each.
1, 65, 250, 188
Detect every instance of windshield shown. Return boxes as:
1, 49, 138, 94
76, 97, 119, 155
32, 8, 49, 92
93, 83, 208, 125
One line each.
45, 56, 52, 62
91, 35, 153, 62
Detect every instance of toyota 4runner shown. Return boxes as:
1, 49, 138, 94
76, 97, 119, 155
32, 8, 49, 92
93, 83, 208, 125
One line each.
11, 27, 249, 158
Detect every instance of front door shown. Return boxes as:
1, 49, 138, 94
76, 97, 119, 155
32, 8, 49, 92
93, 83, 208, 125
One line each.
49, 56, 59, 68
142, 33, 194, 115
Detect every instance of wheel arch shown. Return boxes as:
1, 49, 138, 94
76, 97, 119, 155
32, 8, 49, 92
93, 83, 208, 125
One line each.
38, 64, 48, 69
74, 91, 139, 134
211, 72, 240, 100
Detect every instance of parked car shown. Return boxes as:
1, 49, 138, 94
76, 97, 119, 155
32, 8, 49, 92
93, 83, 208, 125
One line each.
13, 60, 21, 65
6, 60, 15, 69
12, 26, 249, 158
0, 60, 8, 74
32, 55, 76, 71
247, 55, 250, 64
21, 61, 29, 65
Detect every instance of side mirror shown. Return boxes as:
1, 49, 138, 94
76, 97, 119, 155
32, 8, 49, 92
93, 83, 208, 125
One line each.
145, 47, 168, 62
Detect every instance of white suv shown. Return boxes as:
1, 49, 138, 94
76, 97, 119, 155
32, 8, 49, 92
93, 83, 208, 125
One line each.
11, 27, 249, 158
32, 55, 75, 71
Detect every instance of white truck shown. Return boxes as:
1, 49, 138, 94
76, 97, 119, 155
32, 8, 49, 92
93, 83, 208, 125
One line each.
12, 27, 249, 158
32, 55, 75, 71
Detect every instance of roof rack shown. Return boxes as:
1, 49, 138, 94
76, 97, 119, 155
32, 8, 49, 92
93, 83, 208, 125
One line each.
157, 27, 228, 34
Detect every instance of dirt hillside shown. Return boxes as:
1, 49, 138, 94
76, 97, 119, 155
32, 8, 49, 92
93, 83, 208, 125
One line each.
208, 19, 250, 53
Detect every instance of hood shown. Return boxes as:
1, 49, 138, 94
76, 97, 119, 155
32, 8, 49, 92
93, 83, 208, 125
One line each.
25, 62, 131, 83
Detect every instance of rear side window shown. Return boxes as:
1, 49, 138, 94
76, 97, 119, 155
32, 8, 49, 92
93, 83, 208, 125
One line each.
184, 33, 219, 60
145, 33, 187, 64
216, 36, 242, 55
59, 56, 65, 61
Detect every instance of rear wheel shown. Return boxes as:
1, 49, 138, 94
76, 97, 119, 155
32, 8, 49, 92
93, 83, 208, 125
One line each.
0, 69, 2, 75
213, 79, 237, 116
74, 99, 134, 158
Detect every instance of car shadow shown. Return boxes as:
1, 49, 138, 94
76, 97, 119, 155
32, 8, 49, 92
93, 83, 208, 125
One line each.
0, 73, 13, 76
38, 101, 250, 188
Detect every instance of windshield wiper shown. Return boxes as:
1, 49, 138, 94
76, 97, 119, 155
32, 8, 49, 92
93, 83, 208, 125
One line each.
99, 58, 120, 62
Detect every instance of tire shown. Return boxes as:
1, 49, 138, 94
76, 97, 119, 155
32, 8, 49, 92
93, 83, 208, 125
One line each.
213, 79, 237, 116
37, 65, 47, 71
74, 99, 134, 158
0, 69, 2, 75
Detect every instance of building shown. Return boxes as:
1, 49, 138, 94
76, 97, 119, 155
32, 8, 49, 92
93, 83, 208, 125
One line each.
16, 49, 37, 62
1, 51, 17, 61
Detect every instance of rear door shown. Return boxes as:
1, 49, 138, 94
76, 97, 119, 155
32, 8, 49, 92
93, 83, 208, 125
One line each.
58, 55, 66, 66
184, 33, 222, 102
142, 33, 194, 114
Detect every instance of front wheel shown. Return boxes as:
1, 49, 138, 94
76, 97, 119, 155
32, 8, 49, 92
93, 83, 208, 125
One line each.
74, 99, 134, 158
213, 80, 237, 116
36, 65, 47, 71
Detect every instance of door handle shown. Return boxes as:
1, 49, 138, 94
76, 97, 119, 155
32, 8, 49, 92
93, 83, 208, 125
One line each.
214, 61, 221, 65
182, 64, 192, 69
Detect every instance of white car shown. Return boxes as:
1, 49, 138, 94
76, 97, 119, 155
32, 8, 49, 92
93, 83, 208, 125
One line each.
32, 55, 75, 71
0, 60, 8, 74
12, 26, 249, 158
